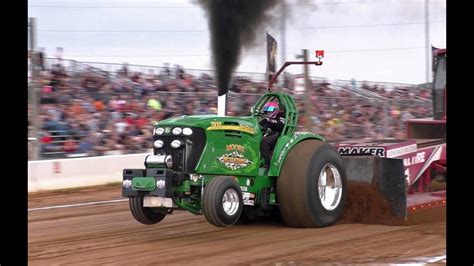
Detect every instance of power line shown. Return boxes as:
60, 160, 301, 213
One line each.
28, 2, 367, 9
37, 20, 445, 33
62, 47, 427, 58
28, 1, 446, 8
326, 47, 426, 53
27, 2, 370, 9
40, 29, 206, 33
288, 21, 446, 30
29, 5, 198, 9
29, 0, 194, 2
30, 1, 192, 3
29, 0, 445, 2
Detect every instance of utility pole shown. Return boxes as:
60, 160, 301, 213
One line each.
425, 0, 430, 83
280, 1, 286, 67
303, 49, 312, 131
279, 1, 287, 89
296, 49, 312, 130
29, 17, 40, 160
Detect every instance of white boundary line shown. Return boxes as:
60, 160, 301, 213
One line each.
28, 199, 128, 212
425, 254, 446, 263
389, 254, 446, 265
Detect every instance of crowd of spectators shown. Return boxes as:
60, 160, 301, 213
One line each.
360, 82, 432, 100
28, 56, 432, 160
298, 81, 432, 140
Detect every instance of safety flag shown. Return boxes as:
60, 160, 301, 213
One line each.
266, 32, 278, 77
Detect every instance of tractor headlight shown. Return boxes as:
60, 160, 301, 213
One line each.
154, 140, 164, 149
122, 179, 132, 189
155, 127, 164, 135
171, 140, 182, 148
156, 180, 166, 189
172, 127, 182, 135
183, 127, 193, 135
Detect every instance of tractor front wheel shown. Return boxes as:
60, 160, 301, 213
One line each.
203, 176, 243, 227
129, 197, 167, 225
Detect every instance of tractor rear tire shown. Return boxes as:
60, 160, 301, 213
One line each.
277, 140, 347, 228
203, 176, 243, 227
129, 197, 167, 225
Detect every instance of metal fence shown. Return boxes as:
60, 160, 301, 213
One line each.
40, 58, 268, 83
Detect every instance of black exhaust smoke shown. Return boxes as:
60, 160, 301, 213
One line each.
197, 0, 280, 96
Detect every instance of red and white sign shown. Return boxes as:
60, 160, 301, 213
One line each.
334, 139, 417, 158
53, 162, 61, 174
333, 139, 446, 188
399, 145, 444, 186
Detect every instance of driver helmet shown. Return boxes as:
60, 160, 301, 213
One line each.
263, 102, 279, 117
262, 102, 279, 114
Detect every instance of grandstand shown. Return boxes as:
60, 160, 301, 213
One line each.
28, 58, 432, 160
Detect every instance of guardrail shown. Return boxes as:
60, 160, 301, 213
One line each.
28, 152, 151, 192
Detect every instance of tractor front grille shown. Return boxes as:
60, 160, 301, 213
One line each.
153, 126, 206, 172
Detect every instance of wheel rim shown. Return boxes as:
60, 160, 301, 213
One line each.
222, 188, 240, 216
317, 163, 343, 211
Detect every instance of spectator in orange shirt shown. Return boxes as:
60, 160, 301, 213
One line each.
93, 99, 105, 111
68, 99, 84, 115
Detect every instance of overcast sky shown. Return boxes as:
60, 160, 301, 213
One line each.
28, 0, 446, 84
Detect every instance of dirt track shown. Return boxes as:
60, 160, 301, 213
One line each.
28, 185, 446, 265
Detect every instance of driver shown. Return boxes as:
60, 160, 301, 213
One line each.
259, 101, 286, 169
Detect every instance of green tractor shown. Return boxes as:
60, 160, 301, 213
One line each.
122, 62, 348, 228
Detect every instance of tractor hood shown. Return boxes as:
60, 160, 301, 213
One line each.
152, 114, 261, 175
157, 114, 257, 129
158, 115, 218, 125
